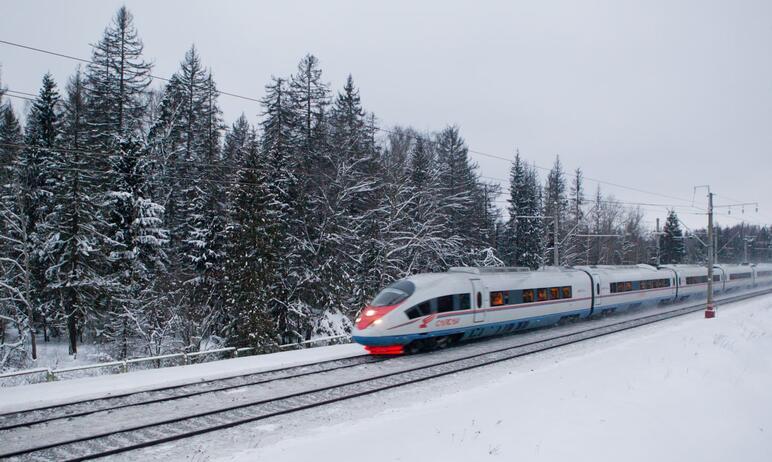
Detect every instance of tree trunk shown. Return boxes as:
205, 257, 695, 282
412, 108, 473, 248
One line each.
67, 290, 78, 356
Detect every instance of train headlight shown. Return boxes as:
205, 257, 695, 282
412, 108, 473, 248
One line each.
356, 305, 400, 330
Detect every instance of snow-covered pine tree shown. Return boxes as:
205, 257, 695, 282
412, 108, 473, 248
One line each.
222, 114, 253, 170
327, 76, 382, 318
259, 77, 306, 345
149, 46, 225, 349
223, 127, 275, 349
21, 73, 63, 342
0, 101, 37, 366
84, 6, 152, 148
0, 101, 22, 191
661, 210, 685, 264
543, 155, 569, 266
42, 70, 108, 355
435, 125, 486, 262
404, 135, 461, 273
503, 150, 527, 265
518, 162, 544, 269
288, 55, 331, 335
102, 136, 170, 359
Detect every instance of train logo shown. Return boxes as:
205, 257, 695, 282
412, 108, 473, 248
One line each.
419, 314, 437, 329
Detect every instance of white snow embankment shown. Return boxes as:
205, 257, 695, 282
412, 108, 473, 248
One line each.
223, 294, 772, 462
0, 343, 364, 414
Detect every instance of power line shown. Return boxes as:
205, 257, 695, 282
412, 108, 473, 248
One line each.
1, 37, 707, 209
2, 92, 36, 102
5, 89, 38, 98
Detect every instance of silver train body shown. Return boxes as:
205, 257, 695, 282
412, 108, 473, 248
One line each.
352, 263, 772, 354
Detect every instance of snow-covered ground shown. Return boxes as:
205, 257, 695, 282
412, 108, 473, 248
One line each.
0, 343, 364, 414
120, 292, 772, 462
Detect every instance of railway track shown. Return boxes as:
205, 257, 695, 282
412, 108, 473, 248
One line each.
0, 354, 381, 432
2, 288, 770, 461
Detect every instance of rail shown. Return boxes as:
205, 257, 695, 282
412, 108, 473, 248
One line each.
0, 335, 351, 384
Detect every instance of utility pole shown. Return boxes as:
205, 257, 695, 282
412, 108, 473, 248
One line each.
553, 203, 559, 267
706, 191, 715, 319
655, 217, 661, 266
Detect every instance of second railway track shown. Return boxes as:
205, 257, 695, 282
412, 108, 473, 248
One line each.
2, 288, 770, 461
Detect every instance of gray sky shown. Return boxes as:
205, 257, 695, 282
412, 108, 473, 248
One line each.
1, 0, 770, 230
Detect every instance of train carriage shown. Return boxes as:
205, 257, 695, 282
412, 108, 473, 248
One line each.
574, 264, 676, 314
660, 264, 722, 301
753, 263, 772, 287
718, 264, 755, 292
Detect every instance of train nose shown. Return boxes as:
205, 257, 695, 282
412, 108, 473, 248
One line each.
354, 304, 399, 330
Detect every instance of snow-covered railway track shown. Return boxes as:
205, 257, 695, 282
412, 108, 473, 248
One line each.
3, 288, 770, 462
0, 354, 381, 432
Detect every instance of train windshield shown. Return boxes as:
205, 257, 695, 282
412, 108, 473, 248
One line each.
370, 280, 415, 307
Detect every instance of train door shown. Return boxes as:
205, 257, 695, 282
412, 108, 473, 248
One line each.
591, 273, 603, 308
714, 266, 726, 293
471, 278, 487, 323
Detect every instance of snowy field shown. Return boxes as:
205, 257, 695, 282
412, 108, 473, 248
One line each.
117, 293, 772, 462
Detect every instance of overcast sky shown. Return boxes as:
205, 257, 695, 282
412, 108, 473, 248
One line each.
1, 0, 770, 230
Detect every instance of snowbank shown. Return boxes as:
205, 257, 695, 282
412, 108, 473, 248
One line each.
0, 343, 364, 414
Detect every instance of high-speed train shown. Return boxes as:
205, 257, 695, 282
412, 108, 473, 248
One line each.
352, 263, 772, 354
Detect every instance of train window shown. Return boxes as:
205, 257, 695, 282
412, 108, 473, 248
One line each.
522, 289, 534, 303
490, 291, 505, 307
457, 293, 471, 310
417, 301, 432, 316
508, 290, 522, 304
713, 274, 721, 282
437, 295, 454, 313
371, 280, 416, 307
625, 282, 632, 292
562, 286, 572, 299
405, 307, 420, 319
596, 283, 600, 295
537, 288, 548, 302
549, 287, 560, 300
476, 292, 482, 308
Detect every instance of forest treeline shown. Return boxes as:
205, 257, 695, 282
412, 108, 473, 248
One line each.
1, 7, 769, 369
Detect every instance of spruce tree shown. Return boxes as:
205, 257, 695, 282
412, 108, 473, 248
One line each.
543, 156, 569, 265
21, 73, 63, 342
149, 46, 225, 348
42, 70, 107, 355
328, 76, 381, 315
504, 150, 527, 265
661, 210, 685, 264
435, 125, 484, 258
102, 136, 169, 358
85, 6, 152, 146
223, 129, 274, 348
